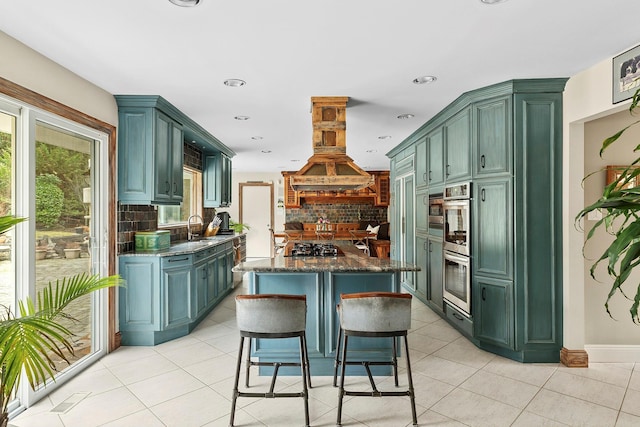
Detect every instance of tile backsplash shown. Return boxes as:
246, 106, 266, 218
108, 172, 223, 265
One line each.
285, 203, 387, 224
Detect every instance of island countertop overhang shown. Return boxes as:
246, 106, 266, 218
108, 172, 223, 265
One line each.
232, 241, 420, 273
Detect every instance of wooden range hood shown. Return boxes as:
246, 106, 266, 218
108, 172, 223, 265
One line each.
289, 97, 375, 192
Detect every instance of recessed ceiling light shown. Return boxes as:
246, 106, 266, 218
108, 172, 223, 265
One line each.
224, 79, 246, 87
378, 135, 392, 140
290, 159, 300, 162
413, 75, 437, 85
251, 136, 263, 140
397, 114, 414, 120
168, 0, 200, 7
261, 150, 272, 154
366, 150, 377, 153
234, 116, 250, 121
480, 0, 508, 4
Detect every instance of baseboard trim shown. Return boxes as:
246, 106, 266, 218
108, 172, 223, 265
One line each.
584, 345, 640, 363
560, 347, 589, 367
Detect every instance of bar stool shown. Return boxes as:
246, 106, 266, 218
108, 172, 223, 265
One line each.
334, 292, 417, 427
230, 294, 311, 427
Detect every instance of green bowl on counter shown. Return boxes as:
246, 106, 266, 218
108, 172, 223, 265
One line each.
135, 230, 170, 251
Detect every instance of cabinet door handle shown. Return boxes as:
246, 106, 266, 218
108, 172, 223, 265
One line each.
428, 241, 432, 252
423, 195, 428, 206
165, 181, 170, 194
168, 257, 189, 262
480, 154, 486, 168
429, 170, 432, 181
481, 188, 486, 202
173, 182, 178, 193
423, 172, 427, 183
452, 312, 464, 321
446, 165, 450, 176
482, 287, 486, 301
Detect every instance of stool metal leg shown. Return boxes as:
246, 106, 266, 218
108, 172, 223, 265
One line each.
229, 336, 245, 427
245, 337, 252, 387
404, 335, 418, 426
392, 336, 399, 386
299, 335, 310, 427
302, 333, 312, 389
336, 334, 349, 427
332, 325, 342, 387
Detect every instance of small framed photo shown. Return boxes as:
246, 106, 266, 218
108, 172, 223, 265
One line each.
613, 44, 640, 104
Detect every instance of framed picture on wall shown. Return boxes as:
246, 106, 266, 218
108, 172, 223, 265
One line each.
606, 165, 639, 189
613, 44, 640, 104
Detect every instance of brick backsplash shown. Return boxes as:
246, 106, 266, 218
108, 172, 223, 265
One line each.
285, 203, 388, 224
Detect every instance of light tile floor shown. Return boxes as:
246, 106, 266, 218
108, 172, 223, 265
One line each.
10, 279, 640, 427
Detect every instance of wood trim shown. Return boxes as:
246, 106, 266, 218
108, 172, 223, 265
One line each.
560, 347, 589, 367
0, 76, 119, 351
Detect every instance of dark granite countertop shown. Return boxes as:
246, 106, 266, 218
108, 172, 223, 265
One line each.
119, 233, 243, 257
232, 241, 420, 273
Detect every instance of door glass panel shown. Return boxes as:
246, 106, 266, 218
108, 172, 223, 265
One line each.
34, 121, 93, 384
0, 111, 16, 313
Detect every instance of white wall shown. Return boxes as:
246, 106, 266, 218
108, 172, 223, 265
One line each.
0, 31, 117, 126
564, 45, 640, 360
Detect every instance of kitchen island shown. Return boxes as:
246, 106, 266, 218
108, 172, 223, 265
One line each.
232, 241, 419, 375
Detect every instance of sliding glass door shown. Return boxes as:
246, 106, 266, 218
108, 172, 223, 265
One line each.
0, 97, 111, 413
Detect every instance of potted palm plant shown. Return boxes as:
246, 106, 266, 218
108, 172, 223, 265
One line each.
0, 215, 122, 427
576, 88, 640, 322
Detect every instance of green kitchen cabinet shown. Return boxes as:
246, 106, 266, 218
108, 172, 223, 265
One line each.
427, 127, 445, 190
393, 172, 415, 290
194, 247, 216, 318
415, 187, 428, 233
387, 78, 567, 362
427, 236, 444, 315
118, 239, 236, 346
474, 96, 511, 177
115, 96, 184, 205
415, 137, 428, 189
204, 152, 233, 208
473, 178, 512, 280
415, 234, 428, 301
474, 276, 514, 350
161, 255, 193, 329
445, 107, 471, 183
415, 233, 444, 313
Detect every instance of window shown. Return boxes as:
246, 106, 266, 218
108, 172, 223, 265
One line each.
158, 166, 202, 226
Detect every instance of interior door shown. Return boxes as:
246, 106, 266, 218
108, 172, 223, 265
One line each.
240, 183, 273, 258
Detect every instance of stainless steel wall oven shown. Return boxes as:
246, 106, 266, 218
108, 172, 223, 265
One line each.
443, 182, 471, 316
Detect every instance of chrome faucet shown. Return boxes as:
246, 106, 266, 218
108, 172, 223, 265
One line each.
187, 214, 203, 241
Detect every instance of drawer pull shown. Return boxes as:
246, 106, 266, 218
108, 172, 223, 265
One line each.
452, 312, 464, 321
167, 257, 189, 262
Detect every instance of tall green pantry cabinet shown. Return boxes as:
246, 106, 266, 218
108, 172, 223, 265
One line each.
387, 79, 567, 363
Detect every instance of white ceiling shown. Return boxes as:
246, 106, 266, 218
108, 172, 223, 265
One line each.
1, 0, 639, 173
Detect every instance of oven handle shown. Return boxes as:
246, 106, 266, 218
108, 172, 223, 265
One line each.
444, 250, 469, 265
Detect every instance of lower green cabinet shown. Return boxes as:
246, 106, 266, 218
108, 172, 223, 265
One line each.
473, 275, 514, 350
427, 237, 444, 314
161, 255, 193, 329
119, 241, 235, 346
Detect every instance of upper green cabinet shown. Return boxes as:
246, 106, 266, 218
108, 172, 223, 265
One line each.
474, 96, 511, 177
445, 107, 471, 183
204, 152, 232, 207
415, 138, 428, 189
116, 95, 235, 206
117, 104, 183, 205
427, 127, 445, 189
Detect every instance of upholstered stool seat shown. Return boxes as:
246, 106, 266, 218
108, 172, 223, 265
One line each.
230, 294, 311, 427
334, 292, 417, 427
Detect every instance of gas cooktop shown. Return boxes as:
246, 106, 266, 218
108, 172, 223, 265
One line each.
284, 242, 344, 257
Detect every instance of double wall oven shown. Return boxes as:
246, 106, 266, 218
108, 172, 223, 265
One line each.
443, 182, 471, 316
